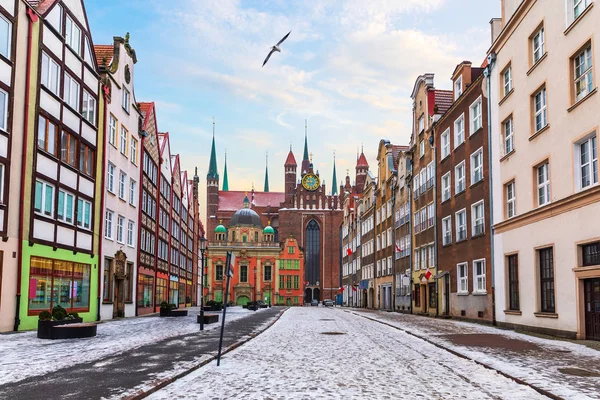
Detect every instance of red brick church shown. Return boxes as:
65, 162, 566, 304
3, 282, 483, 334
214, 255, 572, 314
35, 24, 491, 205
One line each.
205, 129, 369, 303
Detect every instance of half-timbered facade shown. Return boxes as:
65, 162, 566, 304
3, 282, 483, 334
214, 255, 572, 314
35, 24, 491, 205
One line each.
95, 34, 142, 320
169, 153, 183, 305
18, 0, 103, 330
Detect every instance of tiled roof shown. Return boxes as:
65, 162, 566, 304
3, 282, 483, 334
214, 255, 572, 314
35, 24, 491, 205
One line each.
93, 45, 113, 68
29, 0, 58, 14
138, 102, 154, 122
434, 90, 454, 114
356, 152, 369, 168
391, 145, 409, 169
218, 191, 285, 211
480, 58, 489, 68
284, 150, 297, 166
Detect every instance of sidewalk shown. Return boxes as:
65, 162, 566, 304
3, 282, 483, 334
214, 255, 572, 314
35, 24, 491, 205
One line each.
348, 309, 600, 400
0, 306, 285, 400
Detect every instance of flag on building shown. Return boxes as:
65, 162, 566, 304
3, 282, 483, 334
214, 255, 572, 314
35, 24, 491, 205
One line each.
425, 268, 432, 280
352, 285, 357, 292
227, 253, 236, 277
305, 280, 309, 286
347, 247, 352, 256
339, 286, 344, 292
395, 242, 401, 253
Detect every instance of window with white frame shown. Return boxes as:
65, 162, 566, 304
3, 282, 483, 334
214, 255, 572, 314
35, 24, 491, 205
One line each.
420, 169, 426, 192
0, 164, 4, 204
118, 171, 126, 199
454, 115, 464, 148
455, 161, 465, 193
41, 52, 60, 95
382, 232, 386, 248
506, 181, 516, 218
65, 15, 81, 55
413, 174, 420, 195
503, 116, 514, 155
472, 201, 485, 236
576, 133, 598, 190
104, 210, 114, 239
532, 26, 545, 64
418, 115, 424, 133
387, 256, 392, 274
574, 44, 593, 102
376, 235, 380, 251
428, 245, 435, 268
0, 89, 6, 132
442, 172, 451, 202
533, 87, 547, 132
426, 162, 434, 188
387, 228, 392, 247
57, 189, 75, 224
382, 258, 386, 275
377, 260, 381, 276
414, 249, 420, 270
441, 129, 450, 159
130, 137, 138, 164
503, 65, 512, 96
420, 208, 426, 231
122, 88, 130, 113
76, 198, 91, 230
34, 180, 54, 217
414, 212, 419, 233
455, 209, 466, 241
537, 162, 551, 206
0, 14, 11, 59
454, 76, 462, 100
570, 0, 591, 22
106, 163, 115, 192
120, 126, 128, 155
473, 259, 486, 293
442, 216, 452, 245
457, 263, 468, 293
471, 148, 483, 184
427, 203, 434, 228
470, 97, 482, 133
82, 91, 96, 125
109, 115, 117, 146
421, 247, 426, 270
419, 140, 425, 158
63, 73, 80, 111
117, 215, 125, 243
129, 179, 136, 204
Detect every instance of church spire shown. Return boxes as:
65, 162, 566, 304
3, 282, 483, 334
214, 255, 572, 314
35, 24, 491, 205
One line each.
332, 151, 338, 196
222, 149, 229, 191
264, 151, 269, 192
301, 119, 310, 175
207, 117, 219, 180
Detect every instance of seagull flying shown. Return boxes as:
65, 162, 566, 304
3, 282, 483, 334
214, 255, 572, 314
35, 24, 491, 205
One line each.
262, 31, 291, 67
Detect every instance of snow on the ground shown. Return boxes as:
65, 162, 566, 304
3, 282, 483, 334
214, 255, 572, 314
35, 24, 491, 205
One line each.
0, 306, 264, 386
349, 309, 600, 400
148, 307, 547, 400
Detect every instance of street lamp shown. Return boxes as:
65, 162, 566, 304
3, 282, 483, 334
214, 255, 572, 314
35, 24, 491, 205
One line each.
199, 235, 207, 331
253, 266, 257, 308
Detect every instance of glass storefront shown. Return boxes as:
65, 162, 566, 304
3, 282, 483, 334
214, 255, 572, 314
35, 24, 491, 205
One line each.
137, 274, 154, 307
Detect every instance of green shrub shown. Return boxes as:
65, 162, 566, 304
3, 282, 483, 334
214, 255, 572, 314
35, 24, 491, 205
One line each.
53, 310, 67, 321
160, 301, 169, 309
168, 303, 177, 310
38, 310, 52, 321
69, 312, 79, 319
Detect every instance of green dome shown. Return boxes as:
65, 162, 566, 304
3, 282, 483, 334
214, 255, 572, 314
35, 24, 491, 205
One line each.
215, 224, 227, 233
263, 225, 275, 234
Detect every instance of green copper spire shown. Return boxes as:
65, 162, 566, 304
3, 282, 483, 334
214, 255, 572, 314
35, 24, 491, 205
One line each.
302, 119, 309, 161
332, 151, 338, 195
207, 118, 219, 180
264, 152, 269, 192
222, 150, 229, 191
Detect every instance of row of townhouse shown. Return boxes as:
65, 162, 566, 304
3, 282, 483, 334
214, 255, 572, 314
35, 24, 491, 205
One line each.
0, 0, 203, 332
341, 0, 600, 341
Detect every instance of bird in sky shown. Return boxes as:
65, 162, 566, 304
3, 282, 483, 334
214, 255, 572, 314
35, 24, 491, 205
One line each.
262, 31, 291, 67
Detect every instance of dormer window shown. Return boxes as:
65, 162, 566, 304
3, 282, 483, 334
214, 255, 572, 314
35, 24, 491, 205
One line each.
454, 76, 463, 100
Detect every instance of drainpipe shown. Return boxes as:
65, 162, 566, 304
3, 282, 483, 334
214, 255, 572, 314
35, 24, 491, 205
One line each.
428, 133, 439, 318
97, 84, 108, 322
484, 56, 497, 326
14, 8, 38, 332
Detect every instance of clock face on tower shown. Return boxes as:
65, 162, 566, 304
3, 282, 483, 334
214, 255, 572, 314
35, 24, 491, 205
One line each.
302, 173, 320, 191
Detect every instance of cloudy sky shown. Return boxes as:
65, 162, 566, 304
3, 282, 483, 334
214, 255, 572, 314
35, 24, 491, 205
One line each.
85, 0, 499, 225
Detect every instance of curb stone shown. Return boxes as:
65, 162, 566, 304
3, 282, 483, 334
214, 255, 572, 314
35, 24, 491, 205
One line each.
123, 307, 289, 400
346, 310, 563, 400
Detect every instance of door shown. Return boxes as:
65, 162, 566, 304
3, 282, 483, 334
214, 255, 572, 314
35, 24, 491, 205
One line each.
237, 295, 250, 306
444, 275, 450, 316
584, 278, 600, 340
113, 278, 125, 318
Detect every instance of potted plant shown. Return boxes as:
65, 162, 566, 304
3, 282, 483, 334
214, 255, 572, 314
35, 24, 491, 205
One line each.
159, 301, 176, 316
37, 306, 83, 339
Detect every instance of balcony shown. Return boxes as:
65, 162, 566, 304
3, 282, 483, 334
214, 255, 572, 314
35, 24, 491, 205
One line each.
443, 233, 451, 246
456, 182, 465, 193
419, 184, 427, 195
473, 171, 483, 184
457, 228, 467, 242
413, 189, 419, 200
427, 178, 434, 189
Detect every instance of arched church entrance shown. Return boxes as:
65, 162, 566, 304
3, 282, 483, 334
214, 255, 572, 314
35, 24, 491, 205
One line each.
236, 295, 250, 306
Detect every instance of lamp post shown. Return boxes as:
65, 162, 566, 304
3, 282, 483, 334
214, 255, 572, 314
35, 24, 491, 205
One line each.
199, 235, 207, 331
253, 266, 257, 308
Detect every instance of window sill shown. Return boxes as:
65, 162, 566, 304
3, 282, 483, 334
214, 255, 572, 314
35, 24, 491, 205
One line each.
469, 126, 483, 137
564, 3, 594, 36
457, 292, 470, 296
453, 141, 465, 152
441, 198, 450, 205
528, 124, 550, 141
568, 88, 597, 113
534, 312, 558, 319
102, 301, 114, 305
498, 89, 514, 106
456, 238, 468, 244
504, 310, 522, 316
442, 243, 452, 248
454, 190, 465, 197
472, 291, 487, 296
471, 233, 485, 239
499, 149, 515, 162
526, 52, 548, 76
470, 179, 484, 189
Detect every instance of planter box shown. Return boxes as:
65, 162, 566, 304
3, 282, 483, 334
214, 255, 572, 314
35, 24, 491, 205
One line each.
260, 304, 268, 309
197, 314, 219, 324
247, 305, 259, 311
51, 323, 97, 339
242, 305, 248, 309
160, 309, 188, 317
37, 318, 84, 339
